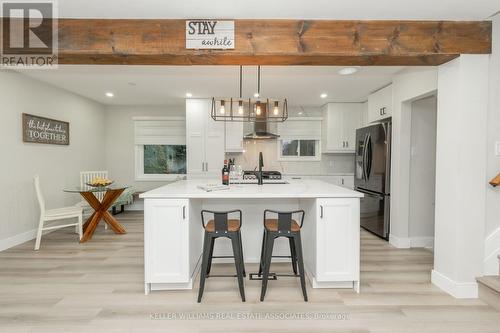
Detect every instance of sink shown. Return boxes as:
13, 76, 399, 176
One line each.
231, 181, 289, 185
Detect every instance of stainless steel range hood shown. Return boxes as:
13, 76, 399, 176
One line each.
243, 102, 280, 140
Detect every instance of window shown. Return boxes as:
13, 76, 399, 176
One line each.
134, 117, 186, 181
143, 145, 186, 175
278, 139, 320, 161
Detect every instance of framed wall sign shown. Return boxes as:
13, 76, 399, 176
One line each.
22, 113, 70, 145
186, 20, 235, 49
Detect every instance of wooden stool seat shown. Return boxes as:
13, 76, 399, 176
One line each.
264, 219, 300, 232
206, 219, 241, 232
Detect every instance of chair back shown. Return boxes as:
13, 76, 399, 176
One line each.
201, 210, 242, 232
33, 175, 45, 214
80, 171, 108, 202
264, 209, 305, 233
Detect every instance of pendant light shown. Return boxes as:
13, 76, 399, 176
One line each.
211, 66, 288, 122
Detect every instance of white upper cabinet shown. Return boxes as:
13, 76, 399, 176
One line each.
321, 103, 363, 154
368, 84, 393, 123
224, 121, 244, 153
186, 99, 224, 178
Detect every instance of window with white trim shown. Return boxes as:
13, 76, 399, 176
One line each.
276, 117, 322, 161
134, 117, 186, 181
278, 139, 321, 161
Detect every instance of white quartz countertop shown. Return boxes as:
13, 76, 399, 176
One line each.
140, 179, 364, 199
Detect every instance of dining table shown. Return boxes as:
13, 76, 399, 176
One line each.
64, 185, 129, 242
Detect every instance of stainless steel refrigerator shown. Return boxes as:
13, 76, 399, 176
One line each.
355, 121, 391, 240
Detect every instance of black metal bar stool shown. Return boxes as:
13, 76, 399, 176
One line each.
197, 210, 246, 303
256, 209, 307, 302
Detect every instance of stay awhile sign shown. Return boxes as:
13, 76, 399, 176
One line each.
185, 20, 235, 49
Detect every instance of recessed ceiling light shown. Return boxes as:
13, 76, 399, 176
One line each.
105, 92, 114, 98
185, 92, 193, 98
320, 93, 328, 99
298, 111, 303, 115
338, 67, 360, 75
254, 93, 260, 98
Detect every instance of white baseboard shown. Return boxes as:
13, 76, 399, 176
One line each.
389, 234, 434, 249
410, 237, 434, 248
0, 228, 37, 252
484, 227, 500, 275
431, 269, 478, 298
389, 234, 411, 248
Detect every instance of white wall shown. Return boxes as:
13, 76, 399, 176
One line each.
408, 96, 437, 247
433, 55, 489, 298
484, 13, 500, 275
389, 67, 438, 248
0, 70, 105, 250
104, 105, 185, 192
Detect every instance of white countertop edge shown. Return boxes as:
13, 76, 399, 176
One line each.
140, 179, 364, 199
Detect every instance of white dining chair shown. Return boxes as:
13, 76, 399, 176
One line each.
80, 171, 109, 229
34, 175, 83, 250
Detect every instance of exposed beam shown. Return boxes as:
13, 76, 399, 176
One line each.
5, 19, 493, 65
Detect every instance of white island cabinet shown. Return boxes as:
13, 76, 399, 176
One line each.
141, 179, 362, 294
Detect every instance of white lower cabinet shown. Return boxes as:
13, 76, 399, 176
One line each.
310, 175, 355, 189
314, 198, 360, 288
144, 199, 202, 293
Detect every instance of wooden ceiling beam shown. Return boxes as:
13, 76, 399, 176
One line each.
8, 19, 493, 65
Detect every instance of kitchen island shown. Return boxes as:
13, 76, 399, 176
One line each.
140, 179, 363, 294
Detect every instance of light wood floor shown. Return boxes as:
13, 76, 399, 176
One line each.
1, 211, 499, 332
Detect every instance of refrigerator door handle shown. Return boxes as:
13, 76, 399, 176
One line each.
362, 133, 369, 182
365, 133, 373, 181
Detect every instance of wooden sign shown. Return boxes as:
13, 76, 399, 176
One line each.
186, 20, 234, 49
22, 113, 69, 145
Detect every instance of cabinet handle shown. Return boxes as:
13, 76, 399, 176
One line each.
345, 141, 348, 148
205, 162, 208, 171
342, 178, 345, 185
182, 206, 186, 219
320, 205, 324, 219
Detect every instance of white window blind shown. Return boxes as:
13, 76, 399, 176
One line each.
134, 117, 186, 145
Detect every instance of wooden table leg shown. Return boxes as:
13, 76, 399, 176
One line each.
79, 188, 127, 243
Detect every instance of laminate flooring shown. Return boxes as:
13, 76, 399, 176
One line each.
0, 211, 499, 332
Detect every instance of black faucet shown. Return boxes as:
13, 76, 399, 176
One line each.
256, 152, 264, 185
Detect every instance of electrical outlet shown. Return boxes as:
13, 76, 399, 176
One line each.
496, 141, 500, 157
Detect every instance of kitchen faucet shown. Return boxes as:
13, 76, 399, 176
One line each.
256, 152, 264, 185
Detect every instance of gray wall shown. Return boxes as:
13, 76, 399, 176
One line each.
0, 70, 105, 248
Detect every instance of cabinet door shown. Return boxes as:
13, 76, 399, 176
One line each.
205, 112, 225, 177
225, 121, 244, 152
144, 199, 190, 283
342, 104, 362, 152
340, 176, 355, 189
323, 104, 344, 152
368, 85, 392, 123
316, 198, 360, 281
186, 100, 206, 176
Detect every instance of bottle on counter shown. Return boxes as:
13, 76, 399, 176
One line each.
222, 160, 229, 185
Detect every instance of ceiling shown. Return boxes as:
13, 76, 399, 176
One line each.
55, 0, 499, 20
17, 66, 407, 106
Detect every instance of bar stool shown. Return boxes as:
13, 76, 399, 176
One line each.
257, 209, 307, 302
197, 210, 246, 303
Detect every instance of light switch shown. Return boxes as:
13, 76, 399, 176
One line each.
496, 141, 500, 157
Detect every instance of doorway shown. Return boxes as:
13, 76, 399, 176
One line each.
408, 95, 437, 248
